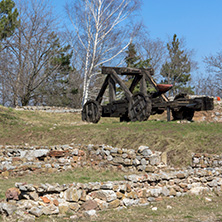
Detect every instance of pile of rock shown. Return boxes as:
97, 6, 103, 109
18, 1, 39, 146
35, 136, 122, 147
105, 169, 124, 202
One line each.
0, 144, 165, 178
1, 167, 222, 220
192, 153, 222, 168
88, 145, 166, 172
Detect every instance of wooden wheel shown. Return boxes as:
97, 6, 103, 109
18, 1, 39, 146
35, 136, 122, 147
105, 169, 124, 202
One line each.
128, 93, 151, 122
82, 100, 101, 123
172, 94, 195, 121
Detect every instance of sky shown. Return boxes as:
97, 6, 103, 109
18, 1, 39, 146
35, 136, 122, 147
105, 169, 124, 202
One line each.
52, 0, 222, 75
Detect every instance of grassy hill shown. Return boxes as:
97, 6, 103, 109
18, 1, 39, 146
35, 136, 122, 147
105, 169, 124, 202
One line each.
0, 105, 221, 166
1, 105, 222, 221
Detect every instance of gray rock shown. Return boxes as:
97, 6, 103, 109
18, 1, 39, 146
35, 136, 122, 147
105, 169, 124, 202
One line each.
0, 203, 17, 216
138, 145, 149, 153
136, 156, 142, 161
133, 158, 140, 166
137, 165, 146, 171
122, 153, 128, 159
123, 198, 136, 207
43, 206, 59, 215
29, 207, 43, 217
141, 158, 147, 166
189, 186, 209, 195
215, 112, 221, 116
84, 209, 97, 218
104, 150, 110, 156
161, 186, 170, 196
64, 188, 82, 202
208, 179, 218, 187
176, 192, 182, 197
141, 149, 153, 157
91, 190, 117, 202
193, 157, 200, 164
124, 158, 132, 165
29, 149, 49, 158
147, 197, 156, 202
101, 182, 113, 190
72, 149, 79, 156
150, 188, 162, 197
149, 155, 160, 166
15, 210, 36, 222
107, 155, 113, 161
113, 157, 124, 164
29, 192, 39, 201
110, 148, 118, 154
126, 174, 141, 182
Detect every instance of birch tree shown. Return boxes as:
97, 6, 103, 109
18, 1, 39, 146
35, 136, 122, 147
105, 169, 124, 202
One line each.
66, 0, 141, 106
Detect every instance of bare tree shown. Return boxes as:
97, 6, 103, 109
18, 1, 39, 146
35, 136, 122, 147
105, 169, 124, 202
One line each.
204, 51, 222, 93
65, 0, 141, 106
134, 30, 167, 77
194, 73, 221, 97
1, 0, 65, 106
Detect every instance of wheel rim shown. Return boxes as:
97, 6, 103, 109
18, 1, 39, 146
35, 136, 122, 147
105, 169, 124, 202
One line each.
128, 93, 151, 122
82, 100, 101, 123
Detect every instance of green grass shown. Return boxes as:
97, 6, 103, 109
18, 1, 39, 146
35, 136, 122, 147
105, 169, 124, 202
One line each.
0, 168, 127, 200
33, 194, 222, 222
81, 194, 222, 222
0, 106, 221, 166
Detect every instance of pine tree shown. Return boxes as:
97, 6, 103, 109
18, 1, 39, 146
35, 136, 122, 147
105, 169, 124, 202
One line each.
123, 43, 153, 94
125, 43, 151, 68
160, 34, 192, 96
37, 45, 79, 107
0, 0, 18, 40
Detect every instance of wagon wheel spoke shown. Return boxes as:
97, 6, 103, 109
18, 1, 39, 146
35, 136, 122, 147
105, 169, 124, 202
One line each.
128, 93, 151, 122
82, 100, 101, 123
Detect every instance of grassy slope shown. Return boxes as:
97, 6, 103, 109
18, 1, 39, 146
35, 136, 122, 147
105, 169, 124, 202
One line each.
1, 106, 221, 166
1, 106, 222, 221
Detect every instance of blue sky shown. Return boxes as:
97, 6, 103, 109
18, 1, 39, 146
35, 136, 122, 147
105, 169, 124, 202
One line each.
52, 0, 222, 74
142, 0, 222, 74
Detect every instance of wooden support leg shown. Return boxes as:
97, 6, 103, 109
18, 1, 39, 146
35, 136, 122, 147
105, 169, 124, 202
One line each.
167, 107, 171, 121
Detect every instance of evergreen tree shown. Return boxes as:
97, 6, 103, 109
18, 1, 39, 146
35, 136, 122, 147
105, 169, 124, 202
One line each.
0, 0, 18, 40
125, 43, 151, 68
160, 34, 192, 96
37, 45, 79, 107
123, 43, 154, 94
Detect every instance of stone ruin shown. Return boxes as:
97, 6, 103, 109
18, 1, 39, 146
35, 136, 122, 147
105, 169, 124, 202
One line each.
0, 144, 222, 221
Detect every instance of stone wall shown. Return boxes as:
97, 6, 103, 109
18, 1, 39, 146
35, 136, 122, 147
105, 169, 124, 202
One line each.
0, 144, 165, 178
15, 106, 81, 113
192, 153, 222, 168
1, 167, 222, 220
0, 144, 222, 220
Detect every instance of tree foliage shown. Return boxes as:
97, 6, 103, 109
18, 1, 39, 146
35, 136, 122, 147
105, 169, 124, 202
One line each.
160, 34, 192, 96
125, 43, 151, 68
38, 48, 81, 108
0, 0, 18, 40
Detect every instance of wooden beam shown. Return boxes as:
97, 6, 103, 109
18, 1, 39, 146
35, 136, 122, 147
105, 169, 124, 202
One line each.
109, 76, 116, 103
140, 74, 147, 95
96, 75, 110, 104
143, 69, 169, 102
102, 66, 154, 76
110, 69, 133, 101
129, 74, 142, 93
